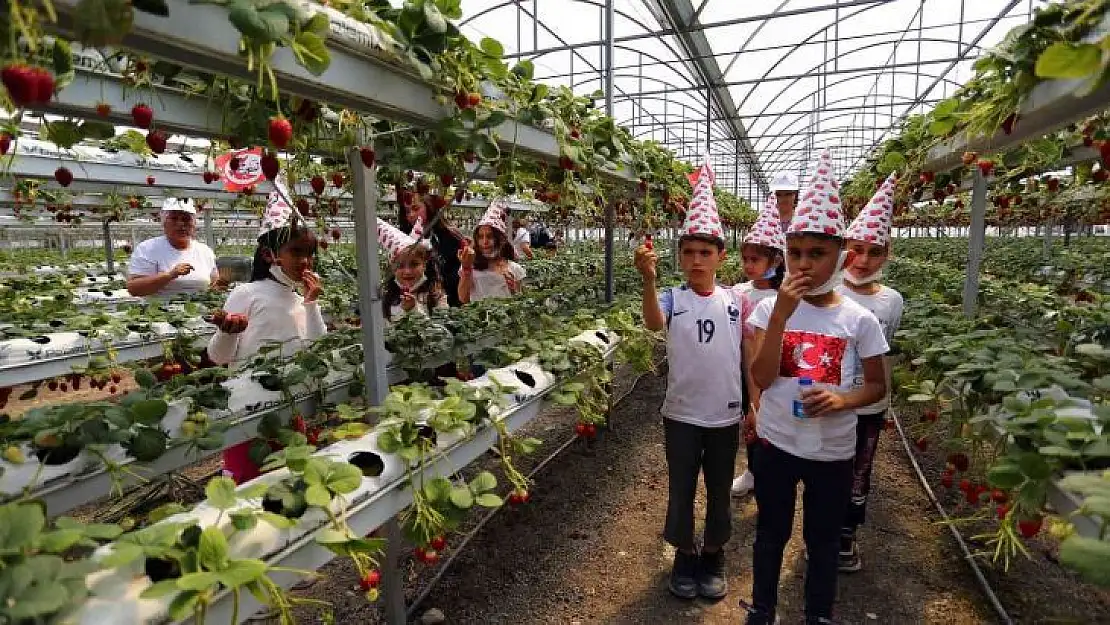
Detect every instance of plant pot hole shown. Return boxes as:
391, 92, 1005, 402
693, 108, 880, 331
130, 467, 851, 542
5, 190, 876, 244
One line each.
30, 335, 51, 345
512, 369, 536, 388
262, 493, 308, 519
258, 374, 283, 392
145, 557, 181, 583
594, 330, 610, 343
348, 451, 385, 477
34, 445, 81, 465
417, 425, 437, 446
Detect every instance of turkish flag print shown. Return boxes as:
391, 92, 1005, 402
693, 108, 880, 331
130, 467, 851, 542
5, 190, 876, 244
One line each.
779, 330, 847, 385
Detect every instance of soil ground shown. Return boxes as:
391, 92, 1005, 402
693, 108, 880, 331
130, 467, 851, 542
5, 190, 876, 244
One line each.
268, 359, 1110, 625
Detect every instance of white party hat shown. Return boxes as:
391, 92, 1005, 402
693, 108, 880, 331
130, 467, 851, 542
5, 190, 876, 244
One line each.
478, 198, 508, 233
787, 149, 846, 237
259, 172, 294, 235
377, 217, 430, 262
845, 172, 897, 246
744, 192, 786, 251
681, 156, 724, 240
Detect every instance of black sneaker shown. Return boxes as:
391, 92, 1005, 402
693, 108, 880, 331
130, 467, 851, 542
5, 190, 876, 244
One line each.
838, 534, 861, 573
696, 549, 727, 599
738, 599, 777, 625
668, 550, 698, 599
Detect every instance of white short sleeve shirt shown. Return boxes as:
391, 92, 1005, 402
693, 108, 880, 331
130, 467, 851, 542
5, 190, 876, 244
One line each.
464, 261, 527, 302
128, 235, 218, 297
837, 285, 905, 414
747, 297, 889, 460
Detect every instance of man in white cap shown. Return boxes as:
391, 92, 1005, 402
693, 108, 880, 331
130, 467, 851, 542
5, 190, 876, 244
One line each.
127, 198, 221, 297
768, 172, 800, 229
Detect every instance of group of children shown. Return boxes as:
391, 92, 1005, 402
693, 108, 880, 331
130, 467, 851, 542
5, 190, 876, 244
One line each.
210, 182, 526, 482
637, 152, 904, 624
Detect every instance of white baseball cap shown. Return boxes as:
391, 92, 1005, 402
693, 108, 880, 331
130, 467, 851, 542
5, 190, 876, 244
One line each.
769, 172, 799, 192
161, 198, 197, 214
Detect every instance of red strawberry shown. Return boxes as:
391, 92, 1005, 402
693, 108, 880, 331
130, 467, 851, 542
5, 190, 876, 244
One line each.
996, 504, 1010, 519
146, 175, 156, 185
1, 64, 36, 106
109, 385, 118, 394
991, 489, 1007, 503
1018, 516, 1042, 538
976, 159, 994, 176
54, 167, 73, 187
202, 171, 214, 184
584, 424, 597, 439
468, 92, 481, 107
311, 175, 326, 195
295, 198, 310, 213
645, 234, 653, 250
959, 478, 971, 492
940, 472, 954, 488
359, 569, 381, 590
574, 423, 587, 437
0, 133, 10, 156
948, 452, 970, 472
359, 147, 375, 168
145, 130, 168, 154
330, 228, 341, 241
440, 173, 455, 186
1099, 140, 1110, 164
559, 155, 575, 170
47, 380, 58, 391
430, 536, 446, 551
923, 410, 938, 422
332, 172, 344, 188
131, 103, 153, 129
95, 102, 111, 117
913, 436, 927, 451
454, 92, 470, 109
319, 240, 329, 250
965, 487, 981, 506
260, 153, 280, 180
267, 116, 293, 149
1047, 177, 1060, 192
570, 128, 581, 140
291, 414, 306, 433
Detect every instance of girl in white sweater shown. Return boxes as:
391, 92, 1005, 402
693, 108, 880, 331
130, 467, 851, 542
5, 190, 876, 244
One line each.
211, 191, 327, 483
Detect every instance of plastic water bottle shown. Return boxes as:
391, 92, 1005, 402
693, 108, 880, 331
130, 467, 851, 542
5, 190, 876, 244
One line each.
793, 377, 813, 418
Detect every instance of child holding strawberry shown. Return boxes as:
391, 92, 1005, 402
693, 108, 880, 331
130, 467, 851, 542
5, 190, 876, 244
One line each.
731, 193, 786, 498
378, 217, 447, 321
458, 199, 526, 303
637, 160, 751, 602
209, 184, 328, 484
742, 151, 889, 625
835, 172, 905, 573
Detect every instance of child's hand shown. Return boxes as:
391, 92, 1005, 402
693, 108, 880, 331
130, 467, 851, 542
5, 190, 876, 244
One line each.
400, 290, 417, 311
743, 410, 758, 444
634, 245, 657, 282
801, 388, 846, 418
458, 245, 476, 269
502, 270, 519, 293
207, 310, 249, 334
302, 270, 322, 303
773, 272, 811, 319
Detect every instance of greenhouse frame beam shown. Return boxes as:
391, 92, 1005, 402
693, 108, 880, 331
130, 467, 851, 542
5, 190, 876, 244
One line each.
500, 0, 897, 59
643, 0, 766, 191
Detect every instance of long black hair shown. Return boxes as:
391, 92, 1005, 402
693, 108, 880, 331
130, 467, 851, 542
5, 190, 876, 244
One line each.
381, 247, 443, 318
473, 225, 516, 271
250, 222, 318, 282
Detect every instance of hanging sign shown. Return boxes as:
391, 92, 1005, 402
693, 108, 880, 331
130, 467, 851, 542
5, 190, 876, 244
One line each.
214, 148, 265, 192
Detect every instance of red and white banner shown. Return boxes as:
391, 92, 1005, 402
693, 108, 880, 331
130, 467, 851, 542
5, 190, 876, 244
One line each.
214, 147, 265, 192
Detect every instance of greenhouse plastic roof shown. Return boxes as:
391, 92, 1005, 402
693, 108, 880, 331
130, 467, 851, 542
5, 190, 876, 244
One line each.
457, 0, 1048, 205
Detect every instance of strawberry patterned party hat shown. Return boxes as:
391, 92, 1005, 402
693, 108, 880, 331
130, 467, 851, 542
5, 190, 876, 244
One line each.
377, 217, 429, 262
259, 172, 294, 235
682, 156, 724, 240
787, 149, 846, 237
744, 192, 786, 251
845, 172, 897, 246
478, 198, 509, 234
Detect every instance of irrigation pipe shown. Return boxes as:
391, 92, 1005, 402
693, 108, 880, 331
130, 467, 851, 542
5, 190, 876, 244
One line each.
890, 409, 1014, 625
405, 361, 663, 620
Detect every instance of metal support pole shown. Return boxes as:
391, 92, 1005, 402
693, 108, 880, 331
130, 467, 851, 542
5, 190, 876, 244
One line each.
60, 228, 68, 260
204, 206, 216, 250
603, 0, 615, 303
102, 221, 115, 273
962, 170, 988, 318
346, 145, 405, 625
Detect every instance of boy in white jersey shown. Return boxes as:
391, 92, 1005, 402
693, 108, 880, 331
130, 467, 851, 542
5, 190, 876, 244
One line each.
635, 159, 751, 601
835, 172, 905, 573
741, 151, 888, 625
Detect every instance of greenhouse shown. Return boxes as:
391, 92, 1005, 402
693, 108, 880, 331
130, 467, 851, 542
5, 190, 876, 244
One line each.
0, 0, 1108, 623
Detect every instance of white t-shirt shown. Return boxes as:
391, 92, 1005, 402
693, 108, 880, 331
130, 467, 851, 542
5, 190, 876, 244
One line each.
464, 262, 526, 301
512, 227, 530, 258
207, 276, 328, 367
658, 285, 745, 428
837, 285, 904, 414
747, 296, 889, 461
128, 236, 218, 297
733, 282, 777, 312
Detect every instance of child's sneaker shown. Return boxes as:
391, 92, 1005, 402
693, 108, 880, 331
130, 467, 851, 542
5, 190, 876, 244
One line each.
696, 549, 727, 599
730, 470, 755, 497
838, 534, 861, 573
668, 550, 699, 599
739, 599, 777, 624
